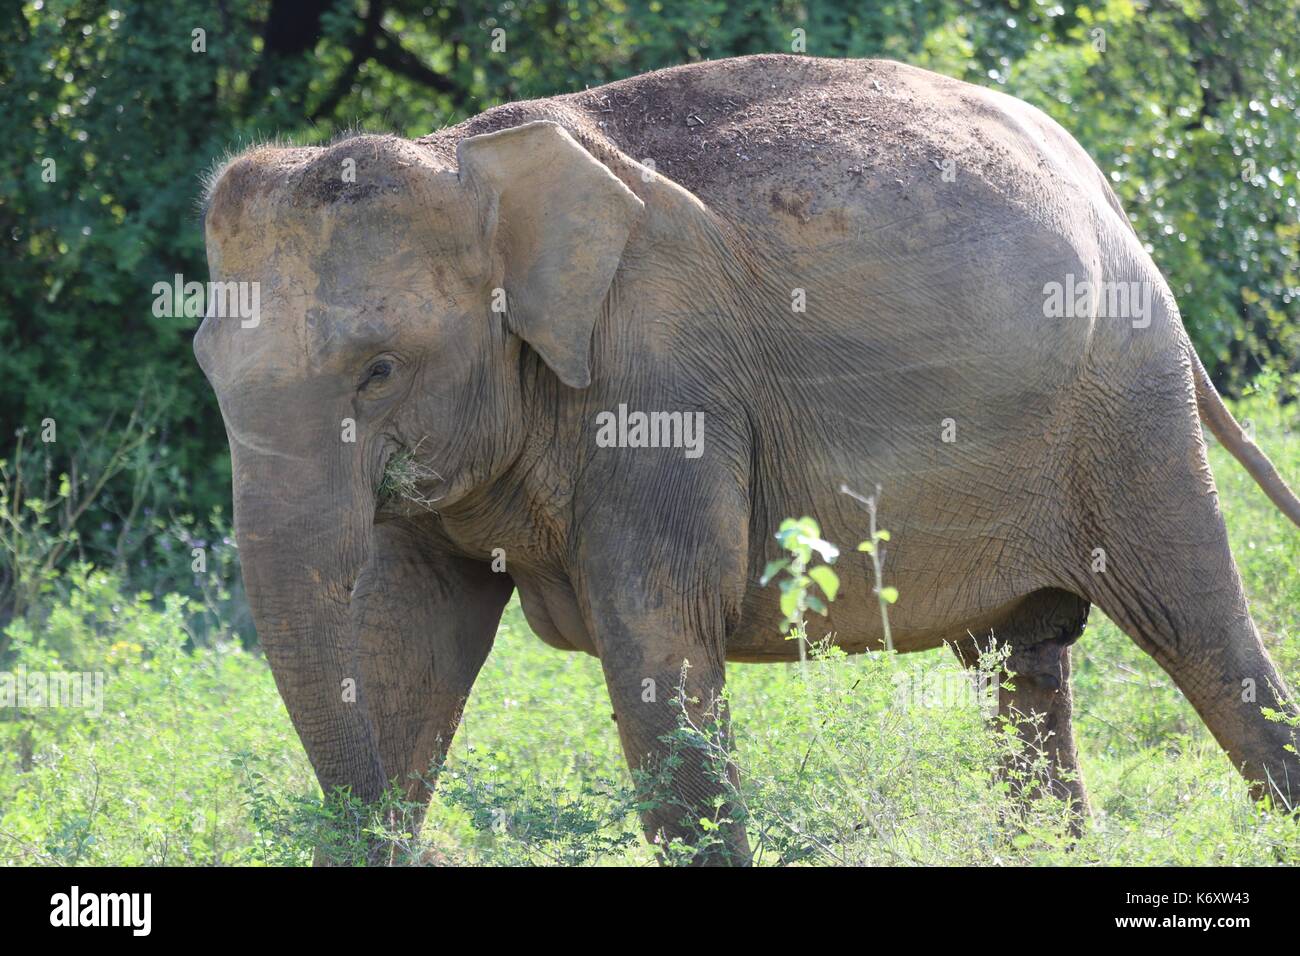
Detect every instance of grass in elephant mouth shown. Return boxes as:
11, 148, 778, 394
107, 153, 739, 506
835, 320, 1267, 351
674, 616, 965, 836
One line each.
378, 444, 444, 510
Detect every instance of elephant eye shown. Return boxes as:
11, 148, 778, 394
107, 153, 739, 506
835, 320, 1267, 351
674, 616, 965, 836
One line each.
359, 359, 394, 390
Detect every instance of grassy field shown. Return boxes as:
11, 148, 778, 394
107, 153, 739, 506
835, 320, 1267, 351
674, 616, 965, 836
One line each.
1, 396, 1297, 866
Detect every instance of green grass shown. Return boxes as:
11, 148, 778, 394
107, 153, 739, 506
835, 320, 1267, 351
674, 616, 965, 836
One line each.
1, 395, 1297, 865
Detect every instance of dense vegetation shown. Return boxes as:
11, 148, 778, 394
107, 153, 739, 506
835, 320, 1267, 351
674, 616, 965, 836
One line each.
1, 1, 1297, 864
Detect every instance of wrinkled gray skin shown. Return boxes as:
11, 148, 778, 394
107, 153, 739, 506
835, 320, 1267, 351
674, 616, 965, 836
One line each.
197, 55, 1300, 864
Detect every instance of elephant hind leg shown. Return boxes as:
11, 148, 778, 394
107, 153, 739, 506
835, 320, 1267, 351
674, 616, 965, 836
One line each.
1075, 502, 1300, 807
951, 588, 1091, 831
1065, 378, 1300, 808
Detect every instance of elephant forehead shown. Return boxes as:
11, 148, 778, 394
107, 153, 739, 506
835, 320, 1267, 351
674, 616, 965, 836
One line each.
208, 188, 463, 279
204, 136, 478, 269
201, 185, 482, 385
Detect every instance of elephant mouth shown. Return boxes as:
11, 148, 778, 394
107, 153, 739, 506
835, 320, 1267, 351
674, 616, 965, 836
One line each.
376, 445, 445, 520
375, 496, 429, 523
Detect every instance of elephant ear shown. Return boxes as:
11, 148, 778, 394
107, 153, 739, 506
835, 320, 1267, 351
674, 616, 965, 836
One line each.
457, 121, 645, 388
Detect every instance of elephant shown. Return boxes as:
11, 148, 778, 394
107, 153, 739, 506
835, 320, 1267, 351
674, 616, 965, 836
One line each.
195, 54, 1300, 864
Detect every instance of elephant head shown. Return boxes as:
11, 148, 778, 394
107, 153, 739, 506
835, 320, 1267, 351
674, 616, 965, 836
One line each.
195, 123, 644, 803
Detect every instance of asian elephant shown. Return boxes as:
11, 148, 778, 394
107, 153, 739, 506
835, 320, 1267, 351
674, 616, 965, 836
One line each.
196, 54, 1300, 865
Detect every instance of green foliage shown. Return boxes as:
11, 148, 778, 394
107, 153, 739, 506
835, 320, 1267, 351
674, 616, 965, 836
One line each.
0, 569, 309, 865
765, 516, 840, 626
0, 418, 246, 644
434, 755, 641, 865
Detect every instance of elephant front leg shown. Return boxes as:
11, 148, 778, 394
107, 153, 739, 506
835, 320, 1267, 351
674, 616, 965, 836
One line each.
578, 537, 752, 865
595, 625, 751, 865
349, 518, 514, 862
574, 447, 754, 864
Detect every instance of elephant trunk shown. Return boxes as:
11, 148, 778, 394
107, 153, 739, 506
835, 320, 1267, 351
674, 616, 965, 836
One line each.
232, 445, 388, 806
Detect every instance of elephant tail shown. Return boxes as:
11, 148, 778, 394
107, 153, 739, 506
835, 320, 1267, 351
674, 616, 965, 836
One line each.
1191, 345, 1300, 529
